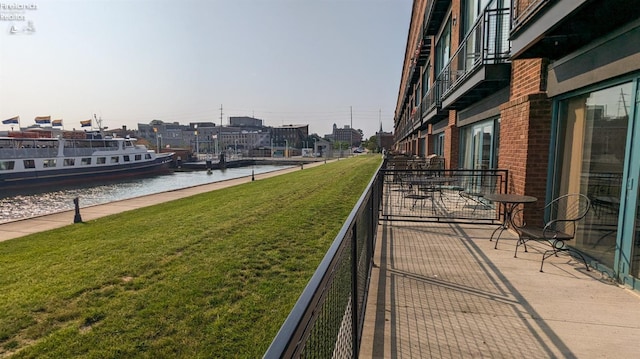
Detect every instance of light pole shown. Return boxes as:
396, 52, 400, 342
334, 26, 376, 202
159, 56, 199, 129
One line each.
215, 132, 219, 157
153, 127, 159, 153
194, 124, 199, 160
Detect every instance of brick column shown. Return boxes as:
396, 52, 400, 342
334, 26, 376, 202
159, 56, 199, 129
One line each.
500, 59, 552, 224
443, 110, 459, 169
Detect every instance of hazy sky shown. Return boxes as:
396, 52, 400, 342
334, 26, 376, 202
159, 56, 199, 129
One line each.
0, 0, 411, 138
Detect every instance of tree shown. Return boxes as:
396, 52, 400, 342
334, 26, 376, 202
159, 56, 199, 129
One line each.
363, 135, 378, 152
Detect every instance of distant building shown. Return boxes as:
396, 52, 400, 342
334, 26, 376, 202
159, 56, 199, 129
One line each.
271, 124, 309, 149
138, 121, 191, 149
229, 116, 263, 128
376, 123, 393, 152
331, 123, 362, 147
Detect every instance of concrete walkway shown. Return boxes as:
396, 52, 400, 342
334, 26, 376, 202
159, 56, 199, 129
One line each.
360, 221, 640, 358
0, 162, 321, 242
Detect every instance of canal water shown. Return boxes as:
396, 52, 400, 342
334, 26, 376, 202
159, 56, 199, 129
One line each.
0, 165, 290, 224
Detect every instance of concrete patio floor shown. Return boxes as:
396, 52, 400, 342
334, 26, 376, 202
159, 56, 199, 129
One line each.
360, 221, 640, 358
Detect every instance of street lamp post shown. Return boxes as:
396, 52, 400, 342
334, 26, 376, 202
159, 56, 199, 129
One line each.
194, 124, 199, 160
215, 132, 219, 157
153, 127, 159, 153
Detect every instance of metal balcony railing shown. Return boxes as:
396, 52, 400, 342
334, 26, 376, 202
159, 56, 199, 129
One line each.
437, 4, 511, 99
512, 0, 549, 31
421, 79, 442, 118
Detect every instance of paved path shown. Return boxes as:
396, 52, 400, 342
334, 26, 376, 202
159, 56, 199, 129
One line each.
0, 162, 325, 243
360, 221, 640, 358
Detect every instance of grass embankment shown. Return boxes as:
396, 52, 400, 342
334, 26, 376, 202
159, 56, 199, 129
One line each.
0, 155, 381, 358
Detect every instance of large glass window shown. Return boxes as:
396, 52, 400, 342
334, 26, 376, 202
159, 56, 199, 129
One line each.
460, 118, 499, 169
433, 133, 445, 156
555, 82, 632, 268
463, 0, 491, 35
422, 62, 431, 98
435, 18, 451, 76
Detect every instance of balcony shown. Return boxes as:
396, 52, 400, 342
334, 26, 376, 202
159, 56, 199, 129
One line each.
438, 5, 511, 110
416, 37, 431, 66
421, 80, 447, 124
423, 0, 450, 36
511, 0, 639, 60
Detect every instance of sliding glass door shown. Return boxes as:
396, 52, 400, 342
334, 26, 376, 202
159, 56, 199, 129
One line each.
620, 79, 640, 287
555, 82, 631, 269
460, 118, 499, 170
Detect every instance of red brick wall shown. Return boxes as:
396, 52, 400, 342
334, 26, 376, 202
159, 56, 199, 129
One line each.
500, 58, 552, 224
510, 58, 548, 98
444, 109, 459, 169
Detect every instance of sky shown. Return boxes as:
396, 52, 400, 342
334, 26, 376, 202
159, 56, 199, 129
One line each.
0, 0, 412, 139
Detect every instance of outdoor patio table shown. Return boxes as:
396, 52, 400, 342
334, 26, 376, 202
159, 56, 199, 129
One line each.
484, 193, 537, 249
409, 176, 455, 208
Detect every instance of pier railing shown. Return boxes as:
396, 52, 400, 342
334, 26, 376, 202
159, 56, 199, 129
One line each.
264, 161, 383, 358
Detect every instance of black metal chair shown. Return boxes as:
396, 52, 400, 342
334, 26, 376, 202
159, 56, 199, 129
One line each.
513, 193, 591, 272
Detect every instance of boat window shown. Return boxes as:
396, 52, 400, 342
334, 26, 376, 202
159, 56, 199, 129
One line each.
64, 159, 75, 166
135, 154, 142, 161
97, 157, 106, 164
123, 155, 130, 162
23, 160, 35, 169
36, 140, 57, 149
0, 161, 15, 170
43, 159, 56, 168
81, 158, 92, 165
77, 140, 91, 148
111, 156, 119, 163
145, 154, 152, 160
0, 139, 14, 148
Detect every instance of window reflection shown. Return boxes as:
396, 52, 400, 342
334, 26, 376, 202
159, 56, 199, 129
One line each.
557, 82, 632, 268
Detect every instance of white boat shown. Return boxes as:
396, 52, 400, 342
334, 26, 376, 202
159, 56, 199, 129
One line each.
0, 133, 174, 190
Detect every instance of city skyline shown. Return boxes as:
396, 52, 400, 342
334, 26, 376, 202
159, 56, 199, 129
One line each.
0, 0, 412, 139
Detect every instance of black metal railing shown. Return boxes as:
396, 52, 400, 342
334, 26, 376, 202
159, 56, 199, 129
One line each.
512, 0, 549, 31
380, 167, 508, 223
438, 3, 511, 98
421, 79, 442, 118
264, 162, 383, 358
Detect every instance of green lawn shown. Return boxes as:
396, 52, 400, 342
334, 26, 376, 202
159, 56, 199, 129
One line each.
0, 155, 381, 358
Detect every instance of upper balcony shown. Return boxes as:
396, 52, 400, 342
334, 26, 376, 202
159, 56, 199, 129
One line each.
437, 4, 511, 111
424, 0, 450, 37
510, 0, 639, 60
421, 79, 447, 125
396, 105, 423, 142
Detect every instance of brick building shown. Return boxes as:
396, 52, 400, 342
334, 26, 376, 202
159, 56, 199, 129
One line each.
395, 0, 640, 288
330, 123, 362, 147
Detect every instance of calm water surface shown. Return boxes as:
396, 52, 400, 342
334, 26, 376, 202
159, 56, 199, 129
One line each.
0, 165, 290, 223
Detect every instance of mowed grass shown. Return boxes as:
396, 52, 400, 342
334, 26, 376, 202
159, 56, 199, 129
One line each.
0, 155, 381, 358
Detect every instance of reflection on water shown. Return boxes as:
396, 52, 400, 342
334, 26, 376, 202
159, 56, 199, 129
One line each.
0, 165, 289, 223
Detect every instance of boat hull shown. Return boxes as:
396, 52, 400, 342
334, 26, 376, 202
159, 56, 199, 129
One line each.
0, 154, 173, 190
